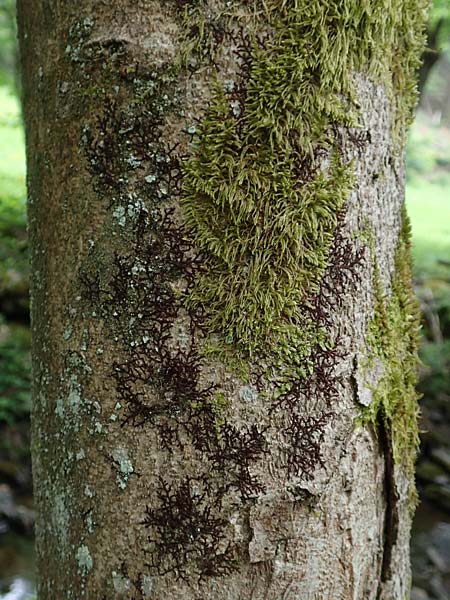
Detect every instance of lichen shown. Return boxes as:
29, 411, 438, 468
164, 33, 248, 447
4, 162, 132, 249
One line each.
112, 571, 131, 594
112, 206, 127, 227
54, 365, 84, 426
141, 575, 154, 597
361, 208, 421, 483
76, 449, 86, 461
50, 491, 70, 552
76, 544, 93, 576
142, 476, 237, 580
112, 447, 134, 490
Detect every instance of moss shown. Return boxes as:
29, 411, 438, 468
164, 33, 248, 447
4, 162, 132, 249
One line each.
361, 208, 421, 483
180, 0, 428, 365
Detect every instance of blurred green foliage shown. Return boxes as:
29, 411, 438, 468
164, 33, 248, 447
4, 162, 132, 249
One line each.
0, 86, 26, 203
0, 319, 30, 424
416, 273, 450, 426
407, 117, 450, 179
430, 0, 450, 48
0, 195, 28, 291
0, 191, 29, 424
406, 110, 450, 276
0, 0, 29, 426
0, 0, 17, 90
420, 339, 450, 400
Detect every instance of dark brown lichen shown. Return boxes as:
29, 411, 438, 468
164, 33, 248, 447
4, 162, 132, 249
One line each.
142, 477, 237, 581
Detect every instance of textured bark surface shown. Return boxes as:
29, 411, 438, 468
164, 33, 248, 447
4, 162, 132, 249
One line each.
18, 1, 427, 598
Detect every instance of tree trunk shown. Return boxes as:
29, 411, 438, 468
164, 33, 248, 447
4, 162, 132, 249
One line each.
17, 1, 428, 598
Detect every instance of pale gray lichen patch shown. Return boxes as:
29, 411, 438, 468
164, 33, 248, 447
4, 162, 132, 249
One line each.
55, 396, 65, 418
76, 544, 93, 576
112, 447, 134, 490
143, 32, 176, 65
37, 389, 47, 408
354, 353, 384, 408
65, 17, 94, 63
93, 420, 103, 434
127, 155, 141, 169
127, 199, 146, 219
80, 328, 89, 351
59, 80, 70, 94
239, 385, 258, 403
55, 353, 93, 428
112, 571, 131, 594
86, 513, 94, 534
84, 485, 94, 498
113, 205, 126, 227
63, 325, 73, 340
141, 575, 154, 597
50, 491, 70, 551
67, 375, 82, 412
66, 350, 85, 369
76, 449, 86, 461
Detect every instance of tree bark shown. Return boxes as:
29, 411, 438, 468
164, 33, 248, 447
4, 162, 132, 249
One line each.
17, 1, 428, 598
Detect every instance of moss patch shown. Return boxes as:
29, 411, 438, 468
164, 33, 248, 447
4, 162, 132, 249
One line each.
362, 208, 421, 481
180, 0, 428, 364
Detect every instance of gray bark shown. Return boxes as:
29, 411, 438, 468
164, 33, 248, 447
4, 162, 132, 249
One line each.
17, 1, 424, 598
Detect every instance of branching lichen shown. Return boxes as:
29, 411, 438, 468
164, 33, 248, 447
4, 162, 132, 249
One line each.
142, 477, 237, 581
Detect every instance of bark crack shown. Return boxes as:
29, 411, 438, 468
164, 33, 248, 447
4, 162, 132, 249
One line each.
377, 413, 399, 593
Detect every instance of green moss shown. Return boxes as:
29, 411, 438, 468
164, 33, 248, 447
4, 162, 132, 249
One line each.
182, 81, 351, 358
362, 208, 421, 482
180, 0, 428, 365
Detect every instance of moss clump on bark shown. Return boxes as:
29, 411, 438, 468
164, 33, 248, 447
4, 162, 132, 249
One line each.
362, 208, 421, 481
180, 0, 428, 364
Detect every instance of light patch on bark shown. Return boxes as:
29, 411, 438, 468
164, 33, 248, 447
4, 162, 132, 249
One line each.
76, 544, 93, 576
353, 353, 385, 408
112, 446, 134, 490
112, 571, 131, 594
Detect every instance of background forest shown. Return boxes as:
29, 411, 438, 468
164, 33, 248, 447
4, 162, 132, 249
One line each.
0, 1, 449, 598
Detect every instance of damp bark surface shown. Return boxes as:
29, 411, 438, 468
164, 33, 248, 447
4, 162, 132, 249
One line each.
17, 1, 428, 598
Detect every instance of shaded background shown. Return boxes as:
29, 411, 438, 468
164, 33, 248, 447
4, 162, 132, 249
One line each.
0, 1, 449, 598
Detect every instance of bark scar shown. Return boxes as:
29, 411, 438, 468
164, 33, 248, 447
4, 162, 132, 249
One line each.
377, 412, 399, 587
